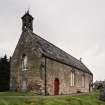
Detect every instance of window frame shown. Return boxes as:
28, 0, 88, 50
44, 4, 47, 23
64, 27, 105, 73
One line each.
81, 75, 85, 88
70, 71, 75, 87
21, 54, 28, 71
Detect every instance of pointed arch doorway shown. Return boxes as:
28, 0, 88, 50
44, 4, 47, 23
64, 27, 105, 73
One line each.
54, 78, 59, 95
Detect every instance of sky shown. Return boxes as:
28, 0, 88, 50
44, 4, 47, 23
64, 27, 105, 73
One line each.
0, 0, 105, 81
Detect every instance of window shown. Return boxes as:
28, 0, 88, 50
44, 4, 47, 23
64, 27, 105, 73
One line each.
70, 71, 75, 86
81, 75, 85, 87
22, 54, 28, 71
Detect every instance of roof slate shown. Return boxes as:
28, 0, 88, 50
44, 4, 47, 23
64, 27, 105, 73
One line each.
27, 30, 92, 75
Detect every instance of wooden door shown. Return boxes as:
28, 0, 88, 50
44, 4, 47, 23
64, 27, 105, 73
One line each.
54, 78, 59, 95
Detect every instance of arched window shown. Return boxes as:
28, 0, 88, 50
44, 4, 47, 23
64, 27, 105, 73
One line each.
70, 71, 75, 86
81, 75, 85, 87
22, 54, 28, 71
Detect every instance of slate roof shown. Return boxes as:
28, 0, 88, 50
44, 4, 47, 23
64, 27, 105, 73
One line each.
27, 30, 92, 75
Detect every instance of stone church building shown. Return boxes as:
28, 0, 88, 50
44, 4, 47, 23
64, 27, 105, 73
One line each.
10, 11, 93, 95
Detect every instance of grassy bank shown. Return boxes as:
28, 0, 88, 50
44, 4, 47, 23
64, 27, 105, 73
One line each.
0, 91, 105, 105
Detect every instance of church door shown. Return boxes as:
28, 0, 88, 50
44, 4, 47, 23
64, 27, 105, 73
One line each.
54, 78, 59, 95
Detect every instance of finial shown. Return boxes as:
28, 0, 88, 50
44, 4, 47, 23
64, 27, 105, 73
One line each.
27, 9, 29, 14
27, 4, 30, 14
80, 57, 82, 62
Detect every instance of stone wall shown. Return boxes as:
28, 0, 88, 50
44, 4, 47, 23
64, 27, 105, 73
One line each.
46, 58, 93, 95
10, 31, 44, 94
10, 31, 93, 95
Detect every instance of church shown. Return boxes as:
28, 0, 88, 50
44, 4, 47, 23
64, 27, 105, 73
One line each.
10, 11, 93, 95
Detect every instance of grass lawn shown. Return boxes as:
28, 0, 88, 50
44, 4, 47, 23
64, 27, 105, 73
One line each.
0, 91, 105, 105
0, 91, 36, 96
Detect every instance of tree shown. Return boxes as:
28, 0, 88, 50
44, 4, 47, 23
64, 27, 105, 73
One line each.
0, 55, 10, 91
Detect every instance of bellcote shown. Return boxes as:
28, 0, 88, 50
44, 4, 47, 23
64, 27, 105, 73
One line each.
21, 10, 34, 32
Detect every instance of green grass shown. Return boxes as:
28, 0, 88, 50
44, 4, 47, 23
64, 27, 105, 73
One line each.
0, 91, 105, 105
0, 91, 38, 96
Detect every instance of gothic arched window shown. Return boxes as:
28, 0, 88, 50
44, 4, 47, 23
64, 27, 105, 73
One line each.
81, 75, 85, 88
70, 71, 75, 86
21, 54, 28, 71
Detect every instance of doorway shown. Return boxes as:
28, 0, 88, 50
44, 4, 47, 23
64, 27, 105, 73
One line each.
54, 78, 59, 95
